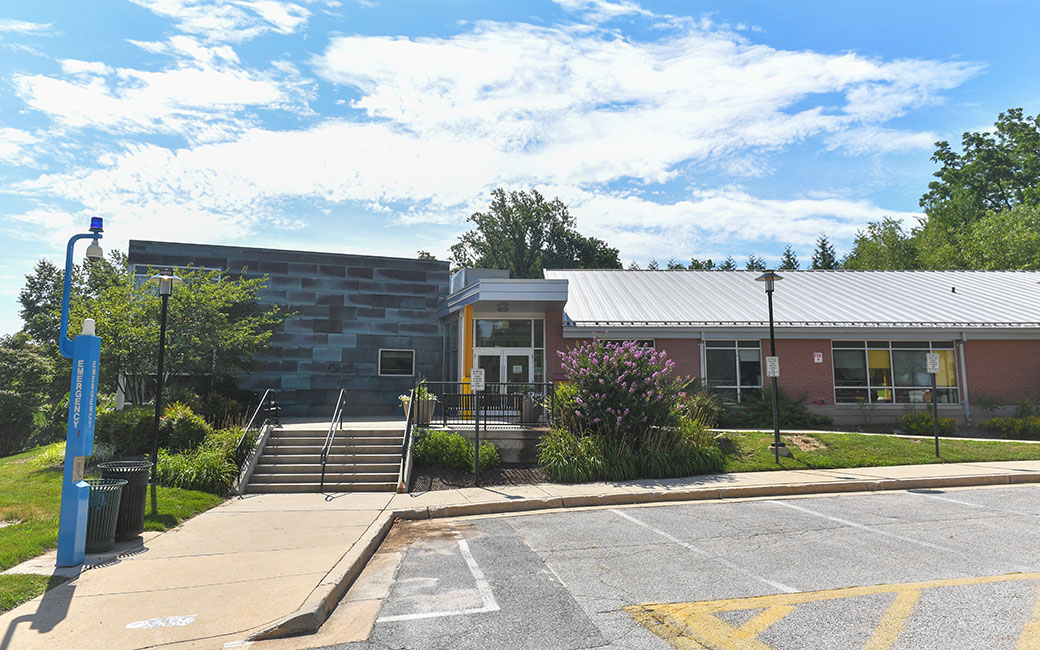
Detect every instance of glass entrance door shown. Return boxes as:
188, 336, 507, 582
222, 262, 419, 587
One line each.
505, 354, 531, 383
477, 354, 501, 383
474, 349, 532, 383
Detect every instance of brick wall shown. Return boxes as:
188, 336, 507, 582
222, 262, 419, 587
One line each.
654, 338, 700, 380
767, 338, 834, 404
963, 339, 1040, 404
129, 240, 449, 416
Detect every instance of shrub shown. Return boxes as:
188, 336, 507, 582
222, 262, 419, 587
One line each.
155, 447, 238, 494
153, 428, 246, 494
94, 406, 155, 456
413, 429, 501, 472
1015, 399, 1038, 419
728, 388, 812, 429
413, 429, 472, 471
684, 389, 724, 429
537, 427, 603, 483
0, 391, 34, 457
983, 416, 1040, 440
473, 440, 501, 471
161, 402, 213, 451
900, 412, 957, 437
537, 419, 723, 483
558, 338, 686, 443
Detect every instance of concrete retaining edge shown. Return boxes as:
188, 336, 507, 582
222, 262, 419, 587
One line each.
249, 470, 1040, 640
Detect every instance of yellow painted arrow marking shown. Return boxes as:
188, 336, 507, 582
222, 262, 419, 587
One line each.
626, 572, 1040, 650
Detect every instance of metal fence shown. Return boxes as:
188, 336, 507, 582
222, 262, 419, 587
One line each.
418, 381, 555, 429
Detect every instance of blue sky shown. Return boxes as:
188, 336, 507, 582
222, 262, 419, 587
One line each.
1, 0, 1039, 335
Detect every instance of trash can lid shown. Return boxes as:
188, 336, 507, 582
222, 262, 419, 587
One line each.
86, 478, 128, 489
97, 460, 154, 471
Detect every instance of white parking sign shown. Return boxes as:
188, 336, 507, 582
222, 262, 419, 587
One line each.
926, 353, 941, 374
765, 356, 780, 378
470, 368, 485, 391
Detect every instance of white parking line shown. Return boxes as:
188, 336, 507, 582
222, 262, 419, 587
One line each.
376, 537, 500, 623
610, 509, 797, 594
767, 499, 957, 553
909, 490, 1040, 518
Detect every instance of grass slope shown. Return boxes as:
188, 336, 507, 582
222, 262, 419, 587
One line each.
720, 432, 1040, 473
0, 443, 225, 613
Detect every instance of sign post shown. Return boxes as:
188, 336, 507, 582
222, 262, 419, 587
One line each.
926, 352, 941, 458
470, 369, 485, 487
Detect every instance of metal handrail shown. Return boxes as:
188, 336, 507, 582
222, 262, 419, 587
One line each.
235, 389, 275, 466
320, 389, 348, 492
397, 387, 417, 492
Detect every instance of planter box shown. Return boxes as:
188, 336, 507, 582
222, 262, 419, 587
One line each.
402, 398, 436, 426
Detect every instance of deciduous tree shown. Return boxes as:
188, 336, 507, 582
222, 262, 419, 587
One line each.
449, 188, 621, 278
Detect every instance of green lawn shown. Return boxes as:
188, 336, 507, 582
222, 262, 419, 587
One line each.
0, 442, 225, 613
720, 431, 1040, 473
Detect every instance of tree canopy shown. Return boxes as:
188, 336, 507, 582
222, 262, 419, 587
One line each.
449, 188, 621, 278
19, 255, 286, 405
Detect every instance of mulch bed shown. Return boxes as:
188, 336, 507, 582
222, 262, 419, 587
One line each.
410, 463, 549, 492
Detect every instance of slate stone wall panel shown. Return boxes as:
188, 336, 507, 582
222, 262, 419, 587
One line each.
129, 240, 449, 416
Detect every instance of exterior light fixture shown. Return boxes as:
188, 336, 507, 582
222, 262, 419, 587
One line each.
496, 302, 509, 312
755, 270, 789, 461
147, 270, 182, 479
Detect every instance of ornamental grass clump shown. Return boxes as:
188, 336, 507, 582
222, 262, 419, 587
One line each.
558, 337, 687, 443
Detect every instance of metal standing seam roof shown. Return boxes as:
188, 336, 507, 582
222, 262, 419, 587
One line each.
542, 269, 1040, 328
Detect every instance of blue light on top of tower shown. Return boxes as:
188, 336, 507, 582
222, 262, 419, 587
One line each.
89, 217, 103, 232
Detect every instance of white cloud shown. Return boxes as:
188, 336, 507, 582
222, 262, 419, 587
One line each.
14, 36, 312, 144
312, 22, 980, 188
826, 126, 939, 155
59, 59, 115, 76
563, 188, 921, 259
0, 19, 51, 33
553, 0, 654, 23
0, 128, 38, 164
128, 0, 311, 42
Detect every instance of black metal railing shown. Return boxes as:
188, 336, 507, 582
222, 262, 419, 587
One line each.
320, 389, 347, 492
418, 382, 555, 429
235, 389, 277, 467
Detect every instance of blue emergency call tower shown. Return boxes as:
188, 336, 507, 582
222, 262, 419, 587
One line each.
56, 217, 104, 567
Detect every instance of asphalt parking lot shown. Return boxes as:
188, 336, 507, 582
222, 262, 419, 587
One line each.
303, 485, 1040, 650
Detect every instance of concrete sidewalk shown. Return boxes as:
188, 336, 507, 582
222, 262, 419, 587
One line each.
4, 460, 1040, 650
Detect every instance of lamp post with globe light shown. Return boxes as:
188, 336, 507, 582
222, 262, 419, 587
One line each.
755, 270, 789, 463
148, 270, 182, 481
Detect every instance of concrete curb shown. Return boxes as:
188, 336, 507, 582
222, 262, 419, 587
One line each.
248, 469, 1040, 640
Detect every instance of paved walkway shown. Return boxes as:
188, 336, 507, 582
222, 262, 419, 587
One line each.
4, 460, 1040, 650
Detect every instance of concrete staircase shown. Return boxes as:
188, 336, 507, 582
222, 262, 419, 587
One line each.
246, 425, 404, 493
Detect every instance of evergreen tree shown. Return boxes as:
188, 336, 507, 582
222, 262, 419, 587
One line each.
645, 259, 660, 270
745, 255, 766, 270
811, 235, 838, 269
778, 245, 799, 270
688, 257, 715, 270
665, 258, 686, 270
718, 256, 737, 270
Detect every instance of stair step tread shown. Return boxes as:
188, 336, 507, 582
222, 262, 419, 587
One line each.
246, 482, 397, 493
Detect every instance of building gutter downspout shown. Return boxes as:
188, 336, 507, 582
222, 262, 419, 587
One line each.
959, 332, 972, 425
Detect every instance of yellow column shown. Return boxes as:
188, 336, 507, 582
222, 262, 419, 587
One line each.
462, 304, 474, 380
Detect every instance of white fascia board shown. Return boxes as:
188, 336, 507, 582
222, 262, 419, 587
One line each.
561, 325, 1040, 340
438, 278, 568, 318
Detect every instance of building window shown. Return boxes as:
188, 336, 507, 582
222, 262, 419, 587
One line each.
705, 340, 762, 402
474, 318, 545, 383
832, 341, 958, 404
379, 349, 414, 376
443, 319, 459, 382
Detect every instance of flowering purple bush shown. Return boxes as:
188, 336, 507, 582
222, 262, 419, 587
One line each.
558, 338, 686, 442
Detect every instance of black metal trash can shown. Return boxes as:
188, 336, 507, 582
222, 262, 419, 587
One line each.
85, 478, 127, 553
97, 460, 153, 541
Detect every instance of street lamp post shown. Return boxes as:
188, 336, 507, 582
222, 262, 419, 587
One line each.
56, 217, 105, 567
148, 271, 182, 481
755, 270, 789, 463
